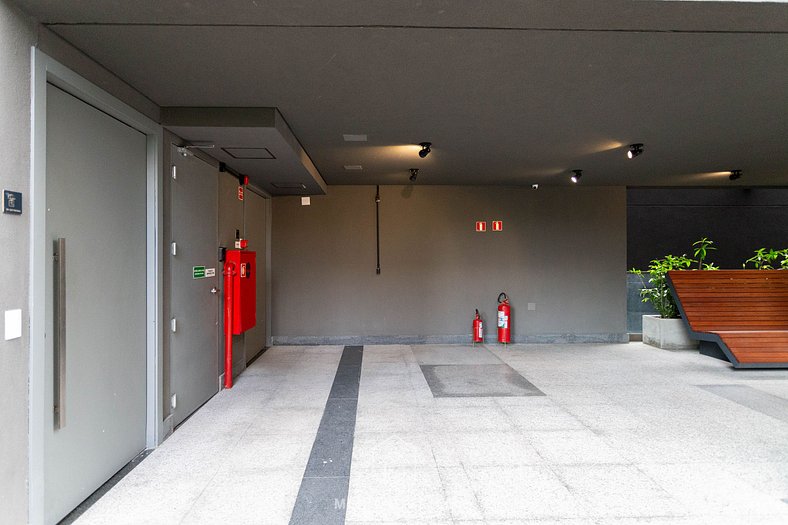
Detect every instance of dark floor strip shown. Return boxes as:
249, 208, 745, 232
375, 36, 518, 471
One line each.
59, 449, 152, 524
698, 384, 788, 424
246, 345, 270, 366
290, 346, 363, 525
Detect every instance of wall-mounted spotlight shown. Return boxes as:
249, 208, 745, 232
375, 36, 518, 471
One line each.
570, 170, 583, 184
409, 168, 419, 182
627, 143, 644, 159
418, 142, 432, 158
729, 169, 743, 181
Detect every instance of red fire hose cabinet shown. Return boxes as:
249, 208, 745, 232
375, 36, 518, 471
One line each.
226, 249, 256, 334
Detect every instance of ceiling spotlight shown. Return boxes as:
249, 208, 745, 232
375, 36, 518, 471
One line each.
570, 170, 583, 184
409, 168, 419, 182
418, 142, 432, 158
531, 183, 539, 190
729, 169, 743, 181
627, 143, 644, 159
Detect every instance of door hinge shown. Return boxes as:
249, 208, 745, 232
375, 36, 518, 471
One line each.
171, 318, 177, 333
171, 242, 177, 256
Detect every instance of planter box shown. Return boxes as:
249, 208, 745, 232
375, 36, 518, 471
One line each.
642, 314, 699, 350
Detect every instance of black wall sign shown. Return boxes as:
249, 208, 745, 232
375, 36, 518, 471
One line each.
3, 190, 22, 215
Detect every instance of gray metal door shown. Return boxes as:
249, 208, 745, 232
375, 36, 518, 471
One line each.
243, 189, 268, 362
44, 84, 147, 524
170, 147, 219, 426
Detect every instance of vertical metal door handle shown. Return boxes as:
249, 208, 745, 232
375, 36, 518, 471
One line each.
54, 238, 66, 429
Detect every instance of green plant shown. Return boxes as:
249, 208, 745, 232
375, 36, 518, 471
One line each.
692, 237, 718, 270
630, 255, 694, 319
629, 238, 719, 319
743, 248, 788, 270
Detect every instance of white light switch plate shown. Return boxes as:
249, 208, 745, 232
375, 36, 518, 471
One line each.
4, 309, 22, 340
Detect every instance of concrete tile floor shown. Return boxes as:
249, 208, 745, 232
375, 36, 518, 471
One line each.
74, 343, 788, 524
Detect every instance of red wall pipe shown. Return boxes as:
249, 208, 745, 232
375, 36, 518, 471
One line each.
223, 261, 236, 389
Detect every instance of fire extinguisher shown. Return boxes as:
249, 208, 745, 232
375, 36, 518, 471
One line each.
497, 292, 511, 344
472, 309, 484, 344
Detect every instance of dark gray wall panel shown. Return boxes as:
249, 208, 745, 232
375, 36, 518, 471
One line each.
272, 185, 626, 343
628, 188, 788, 270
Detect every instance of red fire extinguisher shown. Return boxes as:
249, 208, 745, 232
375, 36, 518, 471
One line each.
472, 309, 484, 344
497, 292, 511, 344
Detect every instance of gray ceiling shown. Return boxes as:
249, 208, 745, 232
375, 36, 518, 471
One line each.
162, 107, 327, 195
15, 0, 788, 187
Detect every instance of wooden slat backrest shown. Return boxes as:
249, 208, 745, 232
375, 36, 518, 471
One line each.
667, 270, 788, 332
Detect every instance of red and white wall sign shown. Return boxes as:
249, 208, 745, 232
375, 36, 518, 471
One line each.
492, 220, 503, 231
475, 221, 487, 232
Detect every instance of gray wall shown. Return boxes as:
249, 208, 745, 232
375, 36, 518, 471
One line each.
272, 185, 627, 344
0, 2, 36, 522
0, 4, 162, 519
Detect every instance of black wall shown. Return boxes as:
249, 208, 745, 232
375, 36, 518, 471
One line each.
627, 188, 788, 270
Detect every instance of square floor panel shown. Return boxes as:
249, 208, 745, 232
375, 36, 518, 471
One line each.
420, 364, 545, 397
412, 345, 503, 365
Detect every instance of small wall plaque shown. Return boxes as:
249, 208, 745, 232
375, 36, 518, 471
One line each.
3, 190, 22, 215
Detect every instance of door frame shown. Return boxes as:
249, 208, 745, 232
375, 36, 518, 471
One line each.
28, 49, 163, 525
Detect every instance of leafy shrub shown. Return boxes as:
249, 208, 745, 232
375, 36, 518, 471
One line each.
742, 248, 788, 270
629, 238, 718, 319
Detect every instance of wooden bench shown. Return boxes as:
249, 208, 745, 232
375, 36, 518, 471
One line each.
667, 270, 788, 368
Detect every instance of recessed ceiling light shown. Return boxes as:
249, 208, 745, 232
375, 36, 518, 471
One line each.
627, 143, 644, 159
271, 182, 307, 190
344, 165, 363, 171
223, 147, 275, 159
343, 134, 368, 142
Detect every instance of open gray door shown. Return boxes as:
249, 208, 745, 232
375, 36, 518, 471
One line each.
44, 84, 147, 523
169, 147, 219, 426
